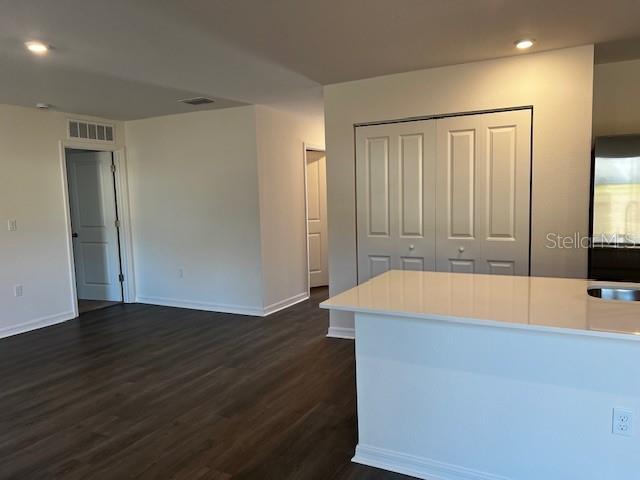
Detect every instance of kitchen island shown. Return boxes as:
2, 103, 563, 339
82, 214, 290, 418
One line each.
321, 270, 640, 480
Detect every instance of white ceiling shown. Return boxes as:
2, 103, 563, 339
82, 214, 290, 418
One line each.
2, 0, 640, 120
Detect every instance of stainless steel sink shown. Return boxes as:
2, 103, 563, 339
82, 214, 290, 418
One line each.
587, 287, 640, 301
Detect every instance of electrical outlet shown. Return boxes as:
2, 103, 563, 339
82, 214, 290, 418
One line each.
613, 408, 633, 436
8, 219, 17, 231
14, 284, 23, 297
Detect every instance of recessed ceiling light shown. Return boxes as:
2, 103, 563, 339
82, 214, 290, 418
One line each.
515, 39, 535, 50
25, 41, 50, 55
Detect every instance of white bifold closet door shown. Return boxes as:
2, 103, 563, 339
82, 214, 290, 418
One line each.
356, 120, 437, 281
356, 109, 531, 283
436, 109, 531, 275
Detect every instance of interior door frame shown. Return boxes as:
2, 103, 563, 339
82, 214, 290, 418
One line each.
303, 143, 327, 295
59, 141, 136, 317
353, 106, 534, 281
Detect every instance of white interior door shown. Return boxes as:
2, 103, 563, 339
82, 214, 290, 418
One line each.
435, 109, 531, 275
306, 150, 329, 287
67, 151, 122, 301
356, 120, 437, 282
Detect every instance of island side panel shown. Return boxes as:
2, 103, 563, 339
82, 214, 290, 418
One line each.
352, 312, 640, 480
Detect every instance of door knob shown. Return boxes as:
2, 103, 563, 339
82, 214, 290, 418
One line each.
458, 246, 465, 253
72, 233, 78, 238
409, 244, 415, 251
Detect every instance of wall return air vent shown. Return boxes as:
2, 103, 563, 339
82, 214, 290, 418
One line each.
68, 119, 115, 143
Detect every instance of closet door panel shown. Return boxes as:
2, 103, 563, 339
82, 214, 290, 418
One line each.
356, 120, 436, 282
436, 109, 531, 275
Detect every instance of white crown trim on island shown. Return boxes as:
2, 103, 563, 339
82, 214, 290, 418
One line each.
326, 326, 355, 340
262, 292, 309, 316
353, 445, 512, 480
0, 311, 76, 339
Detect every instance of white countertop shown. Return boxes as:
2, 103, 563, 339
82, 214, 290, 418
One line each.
321, 270, 640, 340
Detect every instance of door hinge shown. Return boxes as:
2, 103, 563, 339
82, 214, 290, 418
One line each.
111, 163, 116, 173
118, 273, 124, 282
115, 219, 121, 229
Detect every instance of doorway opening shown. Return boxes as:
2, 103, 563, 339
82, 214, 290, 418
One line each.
65, 148, 124, 314
304, 146, 329, 291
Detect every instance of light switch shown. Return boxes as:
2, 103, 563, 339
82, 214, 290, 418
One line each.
8, 219, 17, 231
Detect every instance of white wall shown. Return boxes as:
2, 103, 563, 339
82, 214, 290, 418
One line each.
125, 105, 325, 316
2, 102, 325, 336
125, 106, 267, 314
594, 59, 640, 137
324, 46, 594, 335
255, 106, 325, 313
0, 104, 125, 337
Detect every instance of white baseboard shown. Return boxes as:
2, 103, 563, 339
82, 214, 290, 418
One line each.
353, 445, 510, 480
137, 292, 310, 317
0, 311, 76, 339
136, 296, 265, 316
326, 326, 355, 339
263, 292, 309, 316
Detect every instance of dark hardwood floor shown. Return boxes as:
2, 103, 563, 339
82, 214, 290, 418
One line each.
77, 299, 121, 315
0, 287, 414, 480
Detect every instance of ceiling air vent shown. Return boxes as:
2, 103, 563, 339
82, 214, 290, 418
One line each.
68, 119, 115, 143
180, 97, 215, 106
